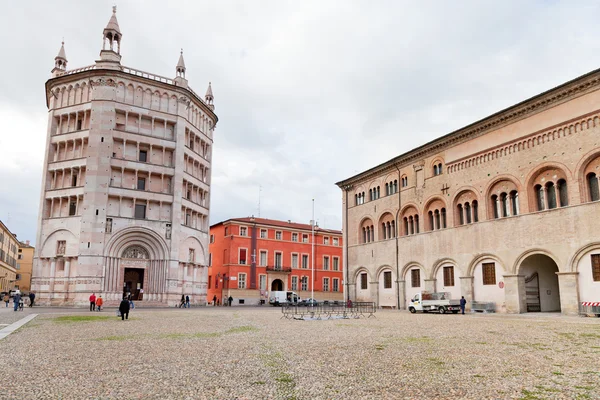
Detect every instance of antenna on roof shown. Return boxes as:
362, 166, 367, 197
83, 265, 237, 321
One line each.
258, 185, 262, 218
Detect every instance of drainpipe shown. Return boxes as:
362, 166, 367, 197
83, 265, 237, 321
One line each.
394, 163, 402, 310
343, 185, 352, 302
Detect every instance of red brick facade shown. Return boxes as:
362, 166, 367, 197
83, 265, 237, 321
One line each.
208, 217, 343, 305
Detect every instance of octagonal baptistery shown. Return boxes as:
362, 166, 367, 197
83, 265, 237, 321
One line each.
31, 7, 218, 307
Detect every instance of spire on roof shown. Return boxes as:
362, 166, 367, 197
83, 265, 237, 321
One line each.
176, 48, 186, 78
205, 82, 214, 106
105, 6, 121, 34
52, 40, 68, 75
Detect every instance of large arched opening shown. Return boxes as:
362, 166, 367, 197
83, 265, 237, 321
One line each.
271, 279, 283, 291
518, 254, 561, 312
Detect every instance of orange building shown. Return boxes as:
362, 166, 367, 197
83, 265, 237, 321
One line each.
208, 217, 344, 305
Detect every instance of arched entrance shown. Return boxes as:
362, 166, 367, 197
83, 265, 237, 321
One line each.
518, 254, 561, 312
121, 245, 149, 301
271, 279, 283, 291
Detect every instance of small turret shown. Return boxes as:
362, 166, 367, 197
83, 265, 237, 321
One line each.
205, 82, 214, 109
174, 49, 188, 88
52, 41, 68, 77
97, 6, 122, 68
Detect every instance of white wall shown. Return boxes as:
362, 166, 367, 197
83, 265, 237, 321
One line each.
577, 250, 600, 302
435, 264, 461, 300
378, 268, 396, 307
355, 271, 370, 301
473, 259, 506, 311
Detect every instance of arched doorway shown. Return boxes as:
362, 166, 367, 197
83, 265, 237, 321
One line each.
518, 254, 561, 312
271, 279, 283, 291
121, 245, 149, 301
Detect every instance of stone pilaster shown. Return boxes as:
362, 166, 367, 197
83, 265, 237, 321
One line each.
398, 280, 406, 310
370, 280, 379, 307
556, 272, 580, 316
503, 274, 526, 313
459, 276, 474, 311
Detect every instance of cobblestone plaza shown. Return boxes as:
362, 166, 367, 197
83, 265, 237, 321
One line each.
1, 307, 599, 399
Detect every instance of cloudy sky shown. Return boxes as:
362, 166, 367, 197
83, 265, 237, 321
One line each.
1, 0, 600, 246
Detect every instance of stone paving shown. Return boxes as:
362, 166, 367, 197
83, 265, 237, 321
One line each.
1, 306, 599, 399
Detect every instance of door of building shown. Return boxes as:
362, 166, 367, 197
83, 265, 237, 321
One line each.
123, 268, 144, 301
525, 272, 540, 312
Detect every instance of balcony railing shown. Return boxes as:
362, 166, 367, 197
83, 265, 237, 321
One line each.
266, 266, 292, 273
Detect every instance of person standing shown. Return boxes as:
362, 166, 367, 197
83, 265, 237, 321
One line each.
119, 297, 130, 320
213, 295, 217, 307
228, 296, 233, 307
185, 295, 190, 309
89, 293, 96, 311
13, 293, 21, 312
29, 292, 35, 308
179, 294, 185, 308
128, 294, 134, 310
96, 296, 104, 312
3, 293, 9, 307
460, 296, 467, 315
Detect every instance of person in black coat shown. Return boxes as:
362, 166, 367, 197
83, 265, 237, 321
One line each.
119, 297, 131, 320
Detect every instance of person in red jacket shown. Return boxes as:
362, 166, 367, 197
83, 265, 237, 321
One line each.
89, 293, 96, 311
95, 296, 104, 312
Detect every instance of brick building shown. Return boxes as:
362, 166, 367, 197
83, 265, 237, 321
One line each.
17, 241, 35, 293
208, 217, 343, 305
31, 7, 217, 306
0, 220, 19, 294
337, 67, 600, 315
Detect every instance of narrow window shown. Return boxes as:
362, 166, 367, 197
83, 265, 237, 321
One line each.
302, 255, 308, 269
501, 193, 509, 217
385, 183, 389, 196
275, 252, 282, 268
465, 203, 471, 224
333, 278, 339, 292
360, 273, 368, 290
77, 119, 82, 130
458, 204, 464, 225
491, 195, 499, 219
473, 200, 479, 222
535, 185, 545, 211
355, 194, 358, 206
71, 173, 78, 187
301, 276, 308, 291
137, 177, 146, 191
591, 255, 600, 281
292, 233, 298, 242
260, 229, 267, 239
139, 150, 147, 162
323, 256, 329, 270
69, 202, 76, 216
482, 263, 496, 285
415, 215, 419, 233
404, 217, 409, 236
291, 276, 298, 291
394, 180, 398, 192
238, 273, 246, 289
546, 182, 557, 209
588, 173, 600, 202
441, 209, 446, 228
208, 275, 212, 289
384, 271, 392, 289
557, 179, 568, 207
276, 231, 282, 240
259, 275, 267, 291
382, 223, 387, 240
333, 257, 339, 271
435, 210, 441, 230
428, 211, 434, 231
391, 220, 396, 237
239, 249, 247, 265
433, 165, 438, 176
292, 254, 298, 268
411, 269, 421, 288
134, 204, 146, 219
443, 266, 454, 287
323, 278, 329, 292
260, 251, 267, 266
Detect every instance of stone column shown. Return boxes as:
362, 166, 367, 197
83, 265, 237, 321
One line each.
459, 276, 474, 311
398, 280, 406, 310
49, 258, 57, 298
64, 258, 71, 300
503, 274, 526, 313
424, 279, 436, 293
556, 272, 580, 316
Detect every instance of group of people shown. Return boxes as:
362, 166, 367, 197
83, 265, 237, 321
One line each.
3, 292, 35, 312
211, 295, 233, 307
179, 295, 190, 308
88, 293, 104, 311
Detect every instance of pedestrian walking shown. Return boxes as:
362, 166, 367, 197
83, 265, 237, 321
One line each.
119, 297, 130, 320
185, 295, 190, 308
228, 296, 233, 307
128, 294, 134, 309
89, 293, 96, 311
29, 292, 35, 308
13, 293, 21, 312
213, 295, 217, 306
18, 296, 24, 311
179, 294, 185, 308
96, 296, 104, 312
3, 293, 9, 307
460, 296, 467, 315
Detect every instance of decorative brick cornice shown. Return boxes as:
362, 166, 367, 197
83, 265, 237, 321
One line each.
336, 68, 600, 188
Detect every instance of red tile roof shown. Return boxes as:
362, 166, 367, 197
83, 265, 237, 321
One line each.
212, 217, 341, 235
